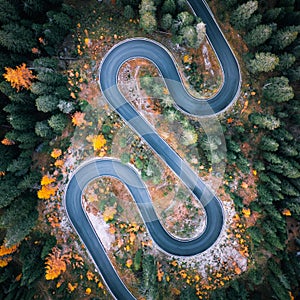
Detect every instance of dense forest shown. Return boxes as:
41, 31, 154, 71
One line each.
0, 0, 299, 299
0, 0, 79, 298
212, 0, 300, 299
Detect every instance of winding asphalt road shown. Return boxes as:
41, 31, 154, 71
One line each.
64, 0, 241, 299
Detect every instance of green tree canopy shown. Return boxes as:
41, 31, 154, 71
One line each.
161, 13, 173, 30
161, 0, 176, 15
139, 0, 156, 14
271, 26, 299, 51
48, 113, 68, 134
259, 135, 279, 152
35, 95, 59, 112
0, 23, 35, 53
249, 113, 280, 130
0, 0, 19, 24
176, 11, 194, 27
35, 120, 53, 138
124, 5, 135, 20
231, 1, 258, 29
139, 0, 157, 33
180, 25, 197, 48
245, 24, 273, 48
262, 76, 294, 103
276, 53, 296, 71
247, 52, 279, 73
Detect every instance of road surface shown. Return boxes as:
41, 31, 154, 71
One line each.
64, 0, 241, 299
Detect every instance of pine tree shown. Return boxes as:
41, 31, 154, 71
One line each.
140, 12, 157, 33
124, 5, 135, 20
259, 135, 279, 152
231, 1, 258, 29
1, 198, 38, 247
32, 57, 59, 71
268, 272, 291, 300
245, 24, 273, 48
271, 26, 299, 51
7, 113, 36, 131
161, 13, 173, 30
281, 179, 299, 196
139, 0, 156, 15
35, 95, 59, 113
180, 26, 197, 48
262, 77, 294, 103
287, 65, 300, 83
279, 141, 298, 157
0, 174, 21, 208
177, 0, 187, 11
22, 0, 45, 16
262, 152, 282, 164
30, 82, 55, 95
48, 113, 68, 134
18, 171, 41, 190
281, 158, 300, 178
257, 184, 274, 205
176, 11, 194, 27
7, 151, 32, 175
161, 0, 176, 15
264, 7, 283, 23
0, 0, 19, 24
245, 14, 262, 32
15, 132, 39, 150
247, 226, 264, 245
276, 53, 296, 72
0, 23, 35, 53
141, 254, 158, 299
249, 113, 280, 130
247, 52, 279, 73
42, 11, 72, 48
35, 120, 53, 139
37, 71, 67, 86
272, 127, 294, 142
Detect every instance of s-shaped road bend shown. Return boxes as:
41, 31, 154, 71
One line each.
64, 0, 241, 299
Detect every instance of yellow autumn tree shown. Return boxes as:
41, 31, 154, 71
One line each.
85, 287, 92, 295
38, 175, 57, 199
38, 185, 58, 199
68, 282, 78, 292
103, 205, 117, 222
86, 270, 94, 281
126, 259, 133, 268
51, 148, 62, 159
41, 175, 56, 186
45, 247, 71, 280
92, 134, 107, 151
3, 63, 36, 91
242, 208, 251, 217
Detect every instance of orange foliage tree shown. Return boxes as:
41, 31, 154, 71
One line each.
1, 138, 14, 146
3, 63, 36, 91
0, 243, 18, 268
72, 111, 86, 127
45, 247, 71, 280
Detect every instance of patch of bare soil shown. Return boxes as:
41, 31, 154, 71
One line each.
286, 218, 300, 252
